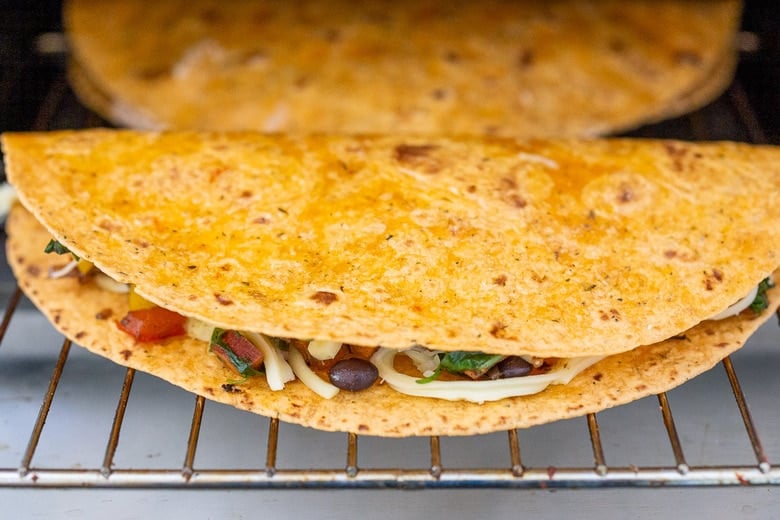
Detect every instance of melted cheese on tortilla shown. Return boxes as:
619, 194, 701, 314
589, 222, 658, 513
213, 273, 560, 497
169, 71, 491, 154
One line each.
371, 348, 605, 403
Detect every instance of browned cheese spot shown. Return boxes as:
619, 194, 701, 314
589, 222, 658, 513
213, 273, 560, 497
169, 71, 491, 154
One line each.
133, 65, 169, 81
95, 308, 113, 320
215, 293, 234, 305
704, 268, 724, 290
517, 49, 535, 68
617, 182, 635, 203
431, 88, 448, 100
98, 219, 122, 232
498, 176, 528, 209
393, 144, 441, 174
489, 321, 508, 338
664, 142, 691, 172
493, 274, 508, 286
608, 38, 627, 53
311, 291, 338, 305
443, 50, 461, 63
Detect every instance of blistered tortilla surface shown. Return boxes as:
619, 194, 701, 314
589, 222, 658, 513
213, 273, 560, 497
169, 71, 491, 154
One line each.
64, 0, 741, 136
3, 129, 780, 360
6, 205, 780, 436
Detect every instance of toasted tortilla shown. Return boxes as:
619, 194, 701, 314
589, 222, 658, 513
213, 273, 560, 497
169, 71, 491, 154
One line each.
4, 129, 780, 360
6, 204, 779, 436
64, 0, 741, 136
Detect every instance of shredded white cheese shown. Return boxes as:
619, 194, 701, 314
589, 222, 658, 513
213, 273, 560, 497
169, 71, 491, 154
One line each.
401, 346, 441, 377
307, 340, 342, 361
185, 318, 215, 343
288, 347, 340, 399
708, 285, 759, 320
94, 274, 130, 294
49, 259, 79, 279
370, 348, 605, 403
242, 332, 295, 391
0, 183, 17, 220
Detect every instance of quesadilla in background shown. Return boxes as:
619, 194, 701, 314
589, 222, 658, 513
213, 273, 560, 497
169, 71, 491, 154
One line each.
64, 0, 741, 137
3, 129, 779, 436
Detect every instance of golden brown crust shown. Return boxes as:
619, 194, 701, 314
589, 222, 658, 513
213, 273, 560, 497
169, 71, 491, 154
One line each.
4, 130, 780, 359
63, 0, 742, 136
7, 204, 779, 436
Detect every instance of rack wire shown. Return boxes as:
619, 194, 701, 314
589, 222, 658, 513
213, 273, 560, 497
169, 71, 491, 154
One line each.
0, 281, 778, 489
0, 26, 778, 489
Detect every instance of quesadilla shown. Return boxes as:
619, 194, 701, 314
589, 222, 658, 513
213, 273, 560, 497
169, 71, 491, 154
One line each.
3, 129, 779, 436
64, 0, 741, 137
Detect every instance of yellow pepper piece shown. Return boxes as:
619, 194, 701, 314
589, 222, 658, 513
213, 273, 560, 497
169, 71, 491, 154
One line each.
128, 285, 157, 311
76, 258, 94, 275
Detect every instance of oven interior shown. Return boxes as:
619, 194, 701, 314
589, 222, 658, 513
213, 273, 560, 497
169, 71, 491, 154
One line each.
0, 0, 778, 493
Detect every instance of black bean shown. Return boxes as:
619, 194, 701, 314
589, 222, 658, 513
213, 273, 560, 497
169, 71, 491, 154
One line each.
487, 356, 533, 380
328, 358, 379, 391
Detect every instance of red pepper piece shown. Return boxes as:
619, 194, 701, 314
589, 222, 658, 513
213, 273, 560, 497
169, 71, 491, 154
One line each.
117, 307, 187, 342
212, 330, 265, 371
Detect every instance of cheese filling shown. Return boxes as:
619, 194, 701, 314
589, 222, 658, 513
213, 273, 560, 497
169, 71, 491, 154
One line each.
44, 241, 769, 402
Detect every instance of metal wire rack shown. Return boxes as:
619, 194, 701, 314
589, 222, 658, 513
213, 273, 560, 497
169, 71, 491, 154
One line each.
0, 284, 778, 489
0, 21, 778, 490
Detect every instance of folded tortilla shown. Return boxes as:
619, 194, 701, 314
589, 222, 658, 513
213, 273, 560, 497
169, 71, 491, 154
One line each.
3, 129, 779, 436
64, 0, 741, 137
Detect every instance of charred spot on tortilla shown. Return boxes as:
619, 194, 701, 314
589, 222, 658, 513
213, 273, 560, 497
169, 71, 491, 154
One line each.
221, 383, 240, 393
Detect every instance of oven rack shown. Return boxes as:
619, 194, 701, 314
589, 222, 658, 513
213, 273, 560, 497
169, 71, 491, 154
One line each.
0, 22, 778, 489
0, 286, 778, 489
